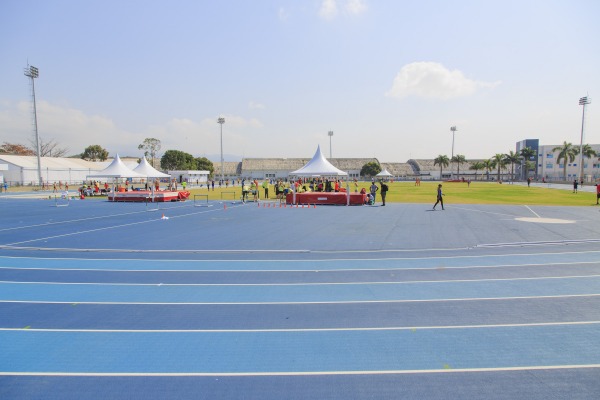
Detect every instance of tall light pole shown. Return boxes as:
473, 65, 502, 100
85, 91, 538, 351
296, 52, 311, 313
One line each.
578, 96, 591, 182
24, 65, 42, 186
328, 130, 334, 158
450, 126, 457, 179
217, 117, 225, 182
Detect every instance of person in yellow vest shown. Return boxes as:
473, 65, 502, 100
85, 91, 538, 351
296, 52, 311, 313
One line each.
262, 179, 270, 199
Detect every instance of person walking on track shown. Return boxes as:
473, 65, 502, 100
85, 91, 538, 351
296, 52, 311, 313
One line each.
433, 183, 444, 210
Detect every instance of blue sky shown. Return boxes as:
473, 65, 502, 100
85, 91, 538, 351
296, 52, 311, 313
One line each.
1, 0, 598, 162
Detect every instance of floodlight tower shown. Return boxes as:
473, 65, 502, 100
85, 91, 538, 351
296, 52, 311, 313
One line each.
328, 130, 334, 158
24, 65, 42, 186
578, 96, 591, 182
217, 117, 225, 182
450, 126, 457, 179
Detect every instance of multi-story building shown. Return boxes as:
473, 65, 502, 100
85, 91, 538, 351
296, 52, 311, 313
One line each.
516, 140, 600, 182
536, 143, 600, 182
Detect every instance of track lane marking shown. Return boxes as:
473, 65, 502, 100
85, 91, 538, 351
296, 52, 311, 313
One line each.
2, 320, 599, 333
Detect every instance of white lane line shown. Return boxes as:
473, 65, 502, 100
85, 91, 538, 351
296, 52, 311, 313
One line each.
2, 206, 233, 247
2, 274, 600, 287
1, 365, 599, 376
2, 321, 599, 333
1, 260, 599, 273
1, 249, 600, 263
0, 203, 193, 232
449, 206, 525, 218
1, 293, 599, 305
524, 205, 541, 218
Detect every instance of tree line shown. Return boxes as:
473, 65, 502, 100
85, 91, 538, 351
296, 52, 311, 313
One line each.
2, 138, 595, 182
433, 142, 597, 181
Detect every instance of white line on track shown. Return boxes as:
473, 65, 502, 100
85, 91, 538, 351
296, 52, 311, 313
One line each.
2, 274, 600, 286
524, 205, 541, 218
1, 249, 599, 263
1, 293, 599, 305
2, 320, 599, 333
2, 205, 237, 247
1, 260, 599, 273
1, 364, 599, 376
0, 202, 194, 232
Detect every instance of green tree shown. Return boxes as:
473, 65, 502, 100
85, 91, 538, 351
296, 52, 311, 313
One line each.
580, 144, 598, 175
491, 153, 507, 181
503, 150, 522, 182
482, 159, 494, 181
519, 146, 536, 181
81, 145, 109, 161
195, 157, 214, 175
451, 154, 466, 178
469, 161, 485, 180
433, 155, 450, 180
138, 138, 162, 167
360, 161, 381, 177
552, 141, 579, 181
161, 150, 196, 170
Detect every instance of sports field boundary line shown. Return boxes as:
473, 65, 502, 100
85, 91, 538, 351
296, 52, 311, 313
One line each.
1, 364, 599, 377
2, 293, 599, 305
477, 238, 600, 248
3, 273, 600, 286
2, 240, 600, 254
1, 259, 598, 273
2, 320, 599, 333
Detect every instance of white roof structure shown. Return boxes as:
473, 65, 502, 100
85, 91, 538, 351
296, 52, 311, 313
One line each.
289, 146, 348, 177
87, 154, 144, 178
376, 169, 393, 177
133, 156, 170, 178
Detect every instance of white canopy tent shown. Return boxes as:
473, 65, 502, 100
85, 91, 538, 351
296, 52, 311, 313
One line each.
289, 146, 350, 205
87, 154, 144, 180
289, 145, 348, 177
133, 156, 170, 178
375, 169, 393, 178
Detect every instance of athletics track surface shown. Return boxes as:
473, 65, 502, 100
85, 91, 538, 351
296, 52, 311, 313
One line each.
1, 195, 599, 399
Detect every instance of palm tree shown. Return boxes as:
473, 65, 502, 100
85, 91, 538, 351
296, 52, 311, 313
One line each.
451, 154, 467, 179
552, 141, 579, 182
580, 144, 598, 177
519, 146, 536, 181
469, 161, 485, 180
433, 155, 450, 180
503, 150, 521, 183
482, 159, 494, 181
491, 153, 507, 181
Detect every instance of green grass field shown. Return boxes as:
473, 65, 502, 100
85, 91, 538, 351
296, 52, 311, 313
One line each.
187, 181, 599, 207
7, 181, 597, 207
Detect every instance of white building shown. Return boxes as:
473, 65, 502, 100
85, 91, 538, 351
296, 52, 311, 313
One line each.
536, 144, 600, 182
167, 170, 211, 184
0, 155, 106, 186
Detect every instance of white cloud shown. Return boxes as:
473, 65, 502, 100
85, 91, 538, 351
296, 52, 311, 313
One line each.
278, 7, 289, 21
319, 0, 338, 20
319, 0, 367, 19
386, 62, 500, 100
248, 101, 265, 110
0, 100, 263, 158
345, 0, 367, 15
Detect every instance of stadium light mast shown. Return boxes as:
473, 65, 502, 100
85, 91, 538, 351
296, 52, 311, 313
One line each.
578, 96, 591, 182
217, 117, 225, 182
328, 130, 334, 158
450, 126, 457, 179
24, 64, 42, 186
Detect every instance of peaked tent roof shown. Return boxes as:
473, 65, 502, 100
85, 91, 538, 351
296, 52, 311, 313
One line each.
133, 156, 170, 178
289, 146, 348, 177
87, 154, 144, 178
375, 169, 393, 177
